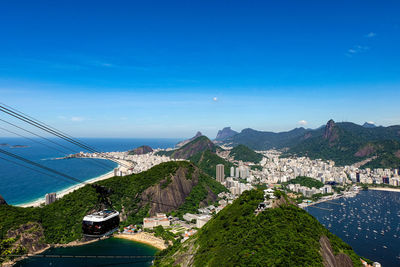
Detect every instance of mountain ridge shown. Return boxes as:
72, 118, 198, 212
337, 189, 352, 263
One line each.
216, 120, 400, 168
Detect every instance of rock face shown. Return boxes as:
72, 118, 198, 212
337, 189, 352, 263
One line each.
354, 144, 376, 157
324, 119, 339, 143
362, 122, 377, 128
215, 127, 238, 141
128, 145, 153, 155
319, 235, 353, 267
0, 194, 7, 205
7, 222, 48, 253
176, 131, 203, 148
172, 136, 215, 159
140, 165, 214, 215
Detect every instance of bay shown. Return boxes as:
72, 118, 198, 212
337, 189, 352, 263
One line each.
0, 137, 179, 205
15, 237, 158, 267
306, 190, 400, 267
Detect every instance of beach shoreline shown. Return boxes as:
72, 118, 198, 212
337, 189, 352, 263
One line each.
368, 187, 400, 192
17, 168, 117, 208
114, 233, 167, 250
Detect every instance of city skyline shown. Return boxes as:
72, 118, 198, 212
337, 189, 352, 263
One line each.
1, 0, 400, 138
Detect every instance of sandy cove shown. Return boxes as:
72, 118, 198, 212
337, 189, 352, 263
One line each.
368, 187, 400, 192
114, 233, 167, 250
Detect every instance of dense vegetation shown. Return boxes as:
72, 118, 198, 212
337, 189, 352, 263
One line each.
155, 190, 365, 266
229, 144, 263, 163
0, 161, 223, 246
284, 122, 400, 168
189, 150, 234, 178
0, 237, 26, 264
223, 127, 308, 150
220, 120, 400, 168
283, 176, 324, 189
172, 170, 227, 218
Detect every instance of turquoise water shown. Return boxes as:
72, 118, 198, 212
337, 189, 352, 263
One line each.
306, 190, 400, 267
0, 138, 179, 205
15, 237, 158, 267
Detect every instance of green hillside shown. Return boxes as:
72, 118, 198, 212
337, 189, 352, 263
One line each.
230, 144, 263, 163
285, 120, 400, 168
155, 190, 366, 266
283, 176, 324, 189
157, 136, 217, 159
189, 150, 234, 178
0, 161, 225, 262
223, 127, 308, 150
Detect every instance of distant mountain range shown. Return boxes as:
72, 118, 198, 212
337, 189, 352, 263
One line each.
215, 121, 400, 168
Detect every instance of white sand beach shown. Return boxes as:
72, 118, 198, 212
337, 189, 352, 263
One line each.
18, 169, 116, 208
368, 187, 400, 192
115, 232, 167, 250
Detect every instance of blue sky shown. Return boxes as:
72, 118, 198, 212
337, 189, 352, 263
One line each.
1, 0, 400, 138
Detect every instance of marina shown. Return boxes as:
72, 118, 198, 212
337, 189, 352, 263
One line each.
306, 190, 400, 267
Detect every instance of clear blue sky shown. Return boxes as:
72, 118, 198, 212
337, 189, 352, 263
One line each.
1, 0, 399, 138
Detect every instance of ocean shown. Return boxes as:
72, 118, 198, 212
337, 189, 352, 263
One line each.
15, 237, 158, 267
0, 137, 179, 205
306, 190, 400, 267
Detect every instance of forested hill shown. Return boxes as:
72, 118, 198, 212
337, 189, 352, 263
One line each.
229, 144, 263, 163
0, 161, 226, 263
222, 127, 308, 150
157, 135, 234, 179
155, 190, 368, 267
218, 120, 400, 168
157, 136, 217, 159
285, 120, 400, 168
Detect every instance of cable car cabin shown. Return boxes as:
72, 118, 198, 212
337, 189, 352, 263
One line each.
82, 210, 120, 237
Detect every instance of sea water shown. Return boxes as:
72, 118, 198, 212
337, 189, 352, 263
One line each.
0, 137, 179, 205
15, 237, 158, 267
306, 190, 400, 267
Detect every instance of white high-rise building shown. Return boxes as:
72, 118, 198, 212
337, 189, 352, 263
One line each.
45, 193, 57, 205
230, 166, 235, 177
216, 164, 225, 183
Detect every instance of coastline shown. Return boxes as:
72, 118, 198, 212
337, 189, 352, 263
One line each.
18, 168, 117, 208
368, 187, 400, 192
114, 233, 167, 250
2, 237, 101, 266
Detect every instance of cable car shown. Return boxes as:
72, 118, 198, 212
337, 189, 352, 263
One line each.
82, 209, 120, 237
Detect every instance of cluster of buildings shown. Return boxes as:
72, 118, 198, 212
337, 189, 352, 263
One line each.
67, 151, 175, 176
122, 224, 140, 234
347, 167, 400, 186
216, 163, 254, 196
251, 150, 400, 188
182, 213, 213, 228
230, 165, 250, 179
286, 184, 333, 197
143, 213, 171, 229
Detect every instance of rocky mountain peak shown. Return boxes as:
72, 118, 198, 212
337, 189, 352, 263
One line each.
215, 127, 238, 141
362, 122, 377, 128
324, 119, 336, 140
176, 131, 203, 148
